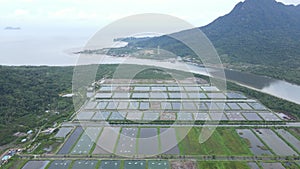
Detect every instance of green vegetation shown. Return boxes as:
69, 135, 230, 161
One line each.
96, 64, 195, 80
197, 161, 250, 169
282, 162, 300, 169
123, 0, 300, 85
227, 81, 300, 119
31, 132, 61, 154
0, 64, 195, 146
228, 64, 300, 86
1, 157, 27, 169
2, 63, 299, 148
0, 66, 74, 146
126, 34, 300, 85
95, 161, 101, 169
176, 127, 252, 156
288, 128, 300, 140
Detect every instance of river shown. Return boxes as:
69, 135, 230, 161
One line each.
85, 55, 300, 104
224, 69, 300, 105
0, 27, 299, 104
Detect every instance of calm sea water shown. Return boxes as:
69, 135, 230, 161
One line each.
1, 27, 299, 104
0, 27, 93, 65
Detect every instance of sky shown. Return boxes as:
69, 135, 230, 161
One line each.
1, 0, 300, 28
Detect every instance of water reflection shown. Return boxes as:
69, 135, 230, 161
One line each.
92, 55, 300, 104
224, 69, 276, 89
223, 69, 300, 104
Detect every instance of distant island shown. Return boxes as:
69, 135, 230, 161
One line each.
4, 26, 21, 30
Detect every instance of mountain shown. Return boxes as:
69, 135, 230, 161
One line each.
4, 26, 21, 30
201, 0, 300, 65
126, 0, 300, 84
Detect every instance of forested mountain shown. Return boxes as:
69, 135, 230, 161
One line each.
201, 0, 300, 65
127, 0, 300, 84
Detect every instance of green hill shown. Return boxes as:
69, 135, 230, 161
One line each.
126, 0, 300, 84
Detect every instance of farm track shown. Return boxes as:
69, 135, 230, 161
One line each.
18, 154, 299, 161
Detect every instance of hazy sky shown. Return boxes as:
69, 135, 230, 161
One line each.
1, 0, 299, 28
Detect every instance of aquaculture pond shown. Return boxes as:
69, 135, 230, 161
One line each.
116, 128, 138, 155
93, 127, 120, 154
48, 160, 72, 169
236, 129, 272, 155
138, 128, 159, 155
276, 129, 300, 153
160, 128, 180, 154
71, 127, 102, 154
71, 160, 98, 169
124, 160, 146, 169
58, 127, 83, 154
99, 160, 120, 169
22, 161, 49, 169
253, 129, 297, 156
148, 160, 170, 169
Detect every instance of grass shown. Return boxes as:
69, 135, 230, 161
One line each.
113, 128, 122, 154
283, 162, 300, 169
44, 160, 52, 169
89, 127, 104, 155
157, 127, 162, 153
250, 128, 276, 156
120, 160, 125, 169
287, 128, 300, 140
136, 128, 141, 155
1, 157, 28, 169
197, 161, 251, 169
218, 128, 252, 155
242, 138, 252, 148
31, 137, 61, 154
68, 128, 85, 154
95, 160, 101, 169
272, 128, 300, 154
68, 160, 75, 169
176, 127, 252, 156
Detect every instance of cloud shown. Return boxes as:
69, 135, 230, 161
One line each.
47, 8, 101, 21
277, 0, 300, 5
77, 11, 98, 20
4, 0, 298, 28
50, 8, 76, 17
14, 9, 29, 16
20, 0, 34, 2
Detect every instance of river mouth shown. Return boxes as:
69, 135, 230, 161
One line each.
86, 54, 299, 104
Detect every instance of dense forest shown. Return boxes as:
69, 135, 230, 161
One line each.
0, 65, 120, 145
0, 66, 74, 145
